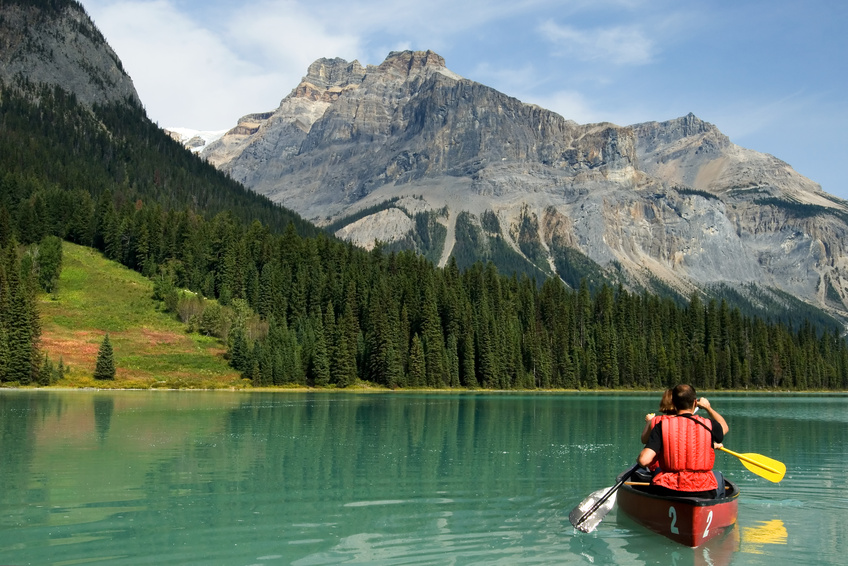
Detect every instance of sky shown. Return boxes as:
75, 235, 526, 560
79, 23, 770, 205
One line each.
79, 0, 848, 199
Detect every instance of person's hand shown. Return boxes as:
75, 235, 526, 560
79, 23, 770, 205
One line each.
645, 412, 655, 422
713, 442, 723, 450
697, 397, 712, 410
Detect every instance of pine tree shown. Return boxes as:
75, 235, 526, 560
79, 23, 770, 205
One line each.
332, 289, 359, 387
421, 280, 447, 387
310, 316, 330, 387
35, 235, 63, 293
408, 333, 426, 388
5, 241, 37, 384
94, 334, 116, 380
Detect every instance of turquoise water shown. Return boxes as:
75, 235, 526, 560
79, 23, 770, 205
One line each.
0, 391, 845, 565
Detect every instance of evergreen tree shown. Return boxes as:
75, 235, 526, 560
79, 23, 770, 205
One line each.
4, 241, 38, 384
310, 316, 330, 387
409, 333, 426, 387
93, 334, 116, 380
38, 353, 54, 386
34, 235, 63, 293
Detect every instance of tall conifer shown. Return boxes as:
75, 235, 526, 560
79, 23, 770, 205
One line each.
93, 334, 116, 380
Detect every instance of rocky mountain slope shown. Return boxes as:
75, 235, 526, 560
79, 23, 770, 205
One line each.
192, 50, 848, 322
0, 0, 139, 108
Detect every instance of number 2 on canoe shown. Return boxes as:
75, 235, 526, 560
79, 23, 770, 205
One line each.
669, 506, 679, 534
703, 510, 713, 538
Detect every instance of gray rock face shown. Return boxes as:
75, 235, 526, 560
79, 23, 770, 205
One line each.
0, 3, 140, 108
199, 50, 848, 321
632, 113, 824, 200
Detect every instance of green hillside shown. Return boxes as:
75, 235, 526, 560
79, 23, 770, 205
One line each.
39, 242, 242, 388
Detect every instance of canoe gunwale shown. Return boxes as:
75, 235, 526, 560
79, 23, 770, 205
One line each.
620, 481, 740, 506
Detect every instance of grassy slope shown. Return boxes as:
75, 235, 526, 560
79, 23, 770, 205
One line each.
38, 242, 243, 388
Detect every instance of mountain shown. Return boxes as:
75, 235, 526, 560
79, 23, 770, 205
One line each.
194, 50, 848, 323
0, 0, 139, 108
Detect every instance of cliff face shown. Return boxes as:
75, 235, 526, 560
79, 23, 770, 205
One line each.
0, 1, 140, 108
198, 50, 848, 321
207, 51, 640, 215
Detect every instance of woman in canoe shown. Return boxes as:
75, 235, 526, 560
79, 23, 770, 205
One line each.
637, 389, 676, 476
637, 384, 729, 499
641, 388, 675, 444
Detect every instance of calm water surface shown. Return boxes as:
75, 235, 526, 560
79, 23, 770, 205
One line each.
0, 391, 845, 565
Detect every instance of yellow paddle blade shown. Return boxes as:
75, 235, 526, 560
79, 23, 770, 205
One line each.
718, 446, 786, 483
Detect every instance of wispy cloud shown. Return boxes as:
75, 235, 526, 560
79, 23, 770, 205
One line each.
523, 90, 601, 123
83, 0, 365, 128
538, 20, 655, 65
226, 1, 362, 67
469, 62, 543, 95
709, 90, 820, 141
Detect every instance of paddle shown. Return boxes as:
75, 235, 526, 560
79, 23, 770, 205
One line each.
717, 446, 785, 483
569, 464, 639, 533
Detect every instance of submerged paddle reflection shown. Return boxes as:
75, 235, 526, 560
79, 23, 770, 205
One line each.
741, 519, 788, 554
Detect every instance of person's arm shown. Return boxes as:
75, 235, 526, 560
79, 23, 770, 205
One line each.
638, 447, 656, 467
697, 397, 729, 434
638, 422, 663, 467
640, 413, 655, 444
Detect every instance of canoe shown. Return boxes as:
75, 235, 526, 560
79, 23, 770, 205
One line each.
616, 472, 739, 547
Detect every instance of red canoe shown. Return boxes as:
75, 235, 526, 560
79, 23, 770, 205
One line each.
616, 474, 739, 547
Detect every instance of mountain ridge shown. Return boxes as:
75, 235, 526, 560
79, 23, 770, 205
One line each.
189, 50, 848, 323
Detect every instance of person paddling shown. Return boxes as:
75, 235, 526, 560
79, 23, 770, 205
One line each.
640, 388, 675, 444
637, 384, 729, 499
637, 388, 675, 476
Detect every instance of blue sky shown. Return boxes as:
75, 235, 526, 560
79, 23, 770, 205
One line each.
80, 0, 848, 199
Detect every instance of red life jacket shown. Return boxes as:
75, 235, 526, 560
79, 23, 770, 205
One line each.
653, 414, 717, 492
647, 414, 669, 471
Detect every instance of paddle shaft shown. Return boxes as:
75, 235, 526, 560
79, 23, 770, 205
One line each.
573, 464, 638, 529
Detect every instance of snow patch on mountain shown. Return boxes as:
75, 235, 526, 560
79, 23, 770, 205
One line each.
165, 127, 228, 153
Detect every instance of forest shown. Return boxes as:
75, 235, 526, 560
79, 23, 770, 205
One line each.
1, 82, 847, 390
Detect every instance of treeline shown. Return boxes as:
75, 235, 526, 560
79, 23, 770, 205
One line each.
204, 230, 848, 391
12, 171, 848, 390
1, 84, 847, 390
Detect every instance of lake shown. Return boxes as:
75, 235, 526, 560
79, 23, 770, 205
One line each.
0, 391, 845, 565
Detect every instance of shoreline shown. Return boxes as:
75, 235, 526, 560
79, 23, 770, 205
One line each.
2, 385, 846, 395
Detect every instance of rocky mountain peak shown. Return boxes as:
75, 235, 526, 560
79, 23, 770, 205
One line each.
303, 57, 366, 89
632, 112, 729, 154
291, 57, 366, 103
377, 50, 447, 76
670, 112, 714, 137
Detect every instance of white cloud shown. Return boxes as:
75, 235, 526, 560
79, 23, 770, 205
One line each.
306, 0, 552, 38
524, 90, 601, 123
82, 0, 365, 129
225, 1, 362, 70
538, 20, 655, 65
469, 62, 541, 94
